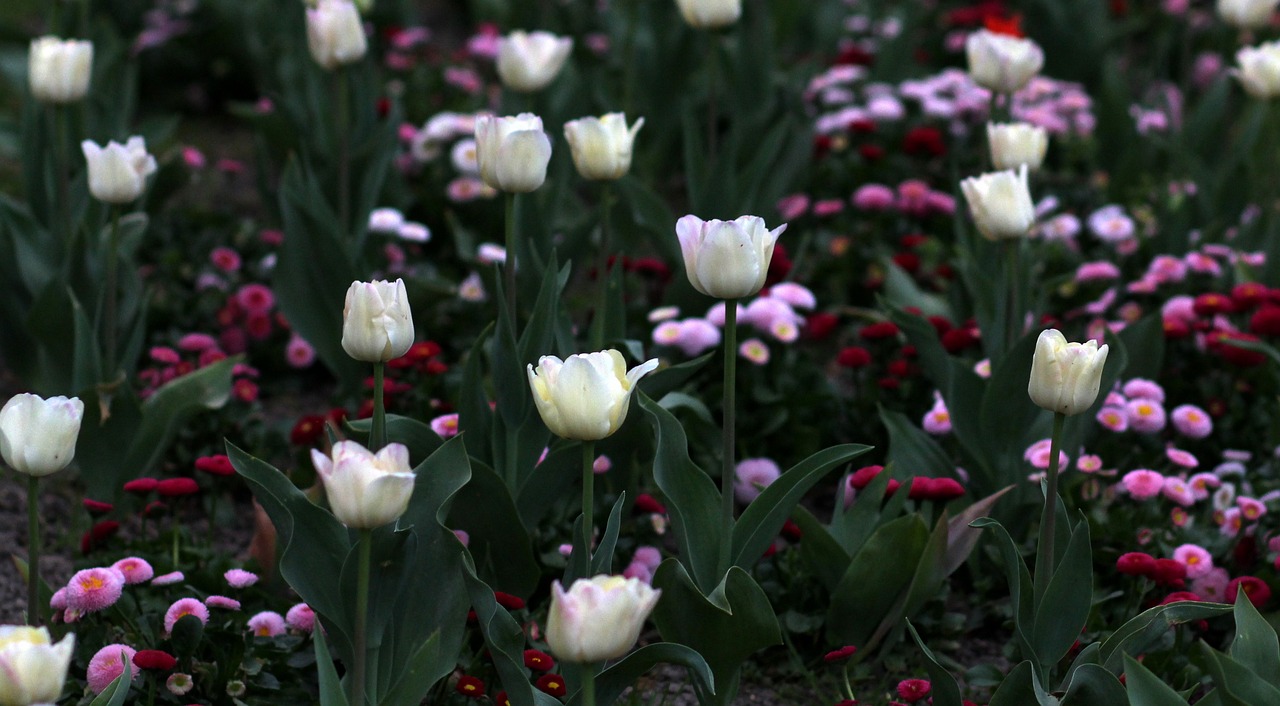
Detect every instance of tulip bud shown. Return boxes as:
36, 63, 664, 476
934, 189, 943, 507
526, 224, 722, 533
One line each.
28, 36, 93, 104
527, 350, 659, 441
496, 31, 573, 93
341, 279, 414, 363
0, 625, 76, 704
1218, 0, 1278, 28
546, 575, 661, 663
1234, 41, 1280, 99
965, 29, 1044, 94
306, 0, 368, 70
674, 0, 743, 29
474, 113, 553, 193
676, 215, 787, 300
0, 393, 84, 477
563, 113, 644, 181
310, 441, 416, 528
1028, 329, 1109, 416
987, 122, 1048, 172
81, 137, 157, 205
959, 165, 1035, 240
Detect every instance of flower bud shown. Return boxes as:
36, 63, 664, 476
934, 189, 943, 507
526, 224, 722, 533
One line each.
496, 31, 573, 93
0, 626, 76, 704
1234, 41, 1280, 98
965, 29, 1044, 94
1028, 329, 1109, 416
81, 137, 157, 204
1218, 0, 1278, 29
563, 113, 644, 181
306, 0, 368, 70
341, 279, 414, 363
546, 575, 661, 663
987, 122, 1048, 172
28, 36, 93, 104
474, 113, 553, 193
0, 393, 84, 477
310, 441, 416, 528
674, 0, 742, 29
959, 165, 1035, 240
527, 350, 659, 441
676, 215, 786, 299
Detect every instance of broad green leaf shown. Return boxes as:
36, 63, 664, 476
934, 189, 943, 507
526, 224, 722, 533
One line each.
880, 407, 954, 479
1098, 602, 1232, 673
313, 628, 351, 706
944, 486, 1012, 575
972, 517, 1037, 664
567, 643, 715, 706
1122, 655, 1189, 706
1033, 517, 1094, 669
826, 515, 928, 646
592, 492, 628, 576
1058, 663, 1128, 706
345, 414, 443, 464
1198, 640, 1280, 705
379, 631, 445, 706
1229, 592, 1280, 690
791, 506, 850, 592
988, 660, 1053, 706
447, 458, 539, 597
906, 621, 963, 706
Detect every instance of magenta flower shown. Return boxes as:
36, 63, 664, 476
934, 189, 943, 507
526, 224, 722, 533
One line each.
738, 338, 771, 365
112, 557, 155, 584
1172, 544, 1214, 579
1077, 454, 1104, 473
235, 283, 275, 315
224, 568, 259, 588
286, 603, 316, 633
248, 611, 287, 637
1190, 567, 1231, 603
209, 246, 242, 273
430, 413, 460, 438
285, 335, 317, 369
922, 399, 952, 435
205, 595, 242, 611
1238, 496, 1267, 521
1122, 469, 1165, 500
1162, 477, 1196, 507
1096, 405, 1129, 432
1171, 404, 1213, 439
1166, 448, 1199, 469
151, 571, 185, 586
1125, 398, 1167, 433
733, 458, 781, 505
87, 644, 138, 694
65, 567, 126, 613
164, 598, 210, 633
1189, 472, 1221, 501
1122, 378, 1165, 402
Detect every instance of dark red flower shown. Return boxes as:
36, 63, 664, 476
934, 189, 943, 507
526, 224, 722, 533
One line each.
804, 312, 839, 341
1211, 332, 1267, 367
523, 649, 555, 671
143, 501, 167, 518
1227, 576, 1272, 608
535, 674, 567, 697
897, 677, 932, 702
1250, 306, 1280, 337
824, 645, 858, 662
123, 478, 159, 494
1233, 282, 1269, 309
886, 359, 914, 378
455, 675, 485, 698
859, 144, 885, 162
1116, 552, 1156, 577
813, 135, 834, 160
940, 328, 977, 353
494, 592, 525, 611
834, 45, 874, 66
634, 493, 667, 515
984, 13, 1024, 37
860, 321, 900, 340
836, 346, 873, 369
1193, 293, 1234, 316
83, 499, 114, 515
766, 244, 792, 285
156, 478, 200, 497
781, 519, 803, 542
290, 415, 327, 446
494, 692, 511, 706
133, 649, 178, 671
1160, 591, 1201, 605
849, 466, 885, 490
1151, 558, 1187, 586
81, 521, 120, 554
877, 377, 901, 390
892, 252, 921, 273
848, 118, 877, 134
1163, 318, 1191, 340
194, 454, 235, 477
902, 126, 946, 158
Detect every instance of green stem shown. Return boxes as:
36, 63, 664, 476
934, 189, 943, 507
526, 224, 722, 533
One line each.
1005, 238, 1020, 354
104, 207, 121, 379
718, 299, 738, 574
591, 183, 613, 349
27, 474, 40, 626
372, 362, 386, 451
504, 192, 518, 325
353, 529, 372, 706
581, 664, 597, 706
1034, 412, 1066, 601
582, 440, 596, 570
336, 69, 352, 239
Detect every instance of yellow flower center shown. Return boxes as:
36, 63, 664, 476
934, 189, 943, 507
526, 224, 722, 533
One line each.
80, 575, 105, 591
1137, 403, 1153, 416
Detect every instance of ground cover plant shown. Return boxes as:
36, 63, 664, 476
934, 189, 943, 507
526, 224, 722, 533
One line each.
3, 0, 1280, 704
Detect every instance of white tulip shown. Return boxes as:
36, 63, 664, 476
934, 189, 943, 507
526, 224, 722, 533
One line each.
306, 0, 368, 70
527, 350, 658, 441
310, 441, 416, 529
546, 575, 661, 663
496, 31, 573, 93
0, 626, 76, 706
987, 122, 1048, 171
564, 113, 644, 181
81, 137, 157, 205
966, 29, 1044, 94
474, 113, 553, 193
674, 0, 742, 29
960, 165, 1035, 240
1218, 0, 1279, 29
676, 215, 786, 300
28, 37, 93, 104
0, 393, 84, 477
341, 279, 414, 363
1028, 329, 1109, 416
1235, 41, 1280, 99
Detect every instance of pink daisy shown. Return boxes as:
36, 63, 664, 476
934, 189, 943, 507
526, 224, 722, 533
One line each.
205, 595, 242, 611
1190, 567, 1231, 603
922, 400, 952, 435
65, 567, 126, 613
1189, 472, 1221, 501
1122, 469, 1165, 501
1125, 399, 1167, 434
164, 598, 211, 633
151, 571, 185, 586
430, 413, 460, 438
248, 611, 287, 637
1239, 497, 1268, 521
1171, 404, 1213, 439
1172, 544, 1214, 579
1219, 507, 1243, 537
1162, 477, 1196, 507
1077, 455, 1104, 473
87, 644, 139, 694
286, 603, 316, 633
1096, 406, 1129, 432
592, 455, 612, 474
224, 569, 259, 588
1166, 448, 1199, 469
1122, 379, 1166, 402
734, 458, 781, 505
112, 557, 155, 584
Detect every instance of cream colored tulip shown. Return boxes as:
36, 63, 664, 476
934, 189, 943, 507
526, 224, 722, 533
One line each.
474, 113, 553, 193
310, 441, 416, 528
1218, 0, 1279, 29
564, 113, 644, 181
960, 165, 1035, 240
1235, 41, 1280, 98
0, 626, 75, 706
674, 0, 742, 29
497, 31, 573, 93
546, 575, 661, 663
676, 215, 786, 299
527, 350, 658, 441
987, 122, 1048, 171
81, 137, 157, 205
306, 0, 368, 70
341, 279, 414, 363
965, 29, 1044, 94
0, 393, 84, 477
28, 37, 92, 104
1028, 329, 1109, 416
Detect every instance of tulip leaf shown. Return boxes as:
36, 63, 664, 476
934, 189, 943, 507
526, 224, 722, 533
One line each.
313, 628, 351, 706
449, 457, 540, 597
828, 464, 892, 555
1058, 663, 1128, 706
592, 492, 628, 576
651, 561, 780, 705
228, 442, 355, 657
1032, 516, 1093, 670
906, 620, 963, 706
879, 406, 954, 480
1098, 601, 1232, 673
638, 352, 714, 400
731, 443, 871, 569
1121, 655, 1189, 706
1229, 591, 1280, 689
825, 515, 928, 647
339, 527, 415, 649
567, 643, 715, 706
972, 517, 1038, 665
1197, 640, 1280, 705
515, 443, 578, 527
345, 414, 443, 465
881, 258, 953, 319
640, 393, 725, 593
458, 323, 496, 467
378, 631, 445, 706
988, 660, 1054, 706
790, 506, 850, 592
979, 329, 1046, 470
87, 652, 134, 706
615, 175, 681, 264
1116, 314, 1165, 381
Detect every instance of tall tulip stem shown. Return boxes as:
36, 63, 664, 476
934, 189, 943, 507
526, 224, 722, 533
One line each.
581, 663, 597, 706
581, 440, 596, 569
591, 183, 614, 349
336, 68, 352, 238
372, 362, 386, 451
353, 528, 372, 706
1034, 412, 1066, 600
27, 474, 40, 626
104, 206, 122, 379
718, 299, 738, 574
504, 192, 518, 322
54, 106, 74, 258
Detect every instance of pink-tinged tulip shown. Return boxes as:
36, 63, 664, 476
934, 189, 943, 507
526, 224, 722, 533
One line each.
310, 441, 416, 528
546, 575, 661, 663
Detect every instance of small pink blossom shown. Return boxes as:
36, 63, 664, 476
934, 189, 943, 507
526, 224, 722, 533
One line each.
205, 595, 242, 610
1122, 379, 1165, 402
922, 400, 951, 435
1189, 473, 1221, 501
111, 557, 155, 584
1191, 567, 1230, 602
66, 567, 126, 613
1075, 261, 1120, 283
1024, 439, 1069, 470
1166, 448, 1199, 469
248, 611, 287, 637
734, 458, 782, 505
87, 644, 139, 694
151, 571, 184, 586
210, 246, 242, 273
286, 603, 316, 633
235, 284, 275, 315
285, 335, 316, 369
224, 569, 259, 588
431, 413, 460, 438
1239, 497, 1267, 521
1077, 455, 1103, 473
1162, 477, 1196, 507
1171, 404, 1213, 439
739, 338, 771, 365
164, 598, 210, 633
1219, 507, 1243, 536
1125, 399, 1167, 434
1122, 469, 1165, 501
177, 333, 218, 352
1096, 406, 1129, 432
851, 183, 895, 210
776, 194, 810, 220
1173, 544, 1213, 579
592, 455, 612, 474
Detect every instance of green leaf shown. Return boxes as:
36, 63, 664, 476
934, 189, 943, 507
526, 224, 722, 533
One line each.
881, 259, 953, 319
972, 517, 1037, 664
791, 506, 850, 592
1032, 517, 1093, 669
731, 443, 871, 568
1098, 602, 1232, 673
1122, 655, 1189, 706
447, 457, 540, 597
638, 352, 714, 400
944, 486, 1012, 575
313, 628, 351, 706
1198, 640, 1280, 705
880, 406, 954, 478
988, 660, 1053, 706
1229, 591, 1280, 690
345, 414, 443, 463
379, 631, 445, 706
1058, 663, 1128, 706
1116, 315, 1165, 381
87, 651, 134, 706
592, 492, 628, 576
567, 643, 715, 706
906, 621, 963, 706
458, 324, 496, 467
826, 515, 928, 647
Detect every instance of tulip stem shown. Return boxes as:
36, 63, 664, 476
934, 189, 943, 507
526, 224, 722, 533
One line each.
372, 362, 386, 451
1034, 411, 1066, 601
54, 106, 74, 260
1005, 239, 1020, 355
591, 183, 613, 349
718, 299, 738, 575
504, 192, 518, 324
353, 529, 372, 706
27, 474, 40, 626
581, 664, 597, 706
336, 68, 351, 239
582, 439, 596, 571
104, 206, 122, 380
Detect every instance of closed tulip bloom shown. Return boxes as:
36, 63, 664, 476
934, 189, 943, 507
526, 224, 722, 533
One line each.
342, 279, 414, 363
960, 165, 1035, 240
496, 31, 573, 93
306, 0, 368, 70
0, 393, 83, 477
965, 29, 1044, 94
1234, 42, 1280, 98
546, 575, 661, 663
81, 137, 157, 204
474, 113, 553, 193
1028, 329, 1109, 416
676, 215, 787, 299
527, 350, 659, 441
564, 113, 644, 181
1218, 0, 1278, 28
987, 122, 1048, 171
28, 37, 93, 104
0, 626, 75, 706
675, 0, 742, 29
310, 441, 416, 528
